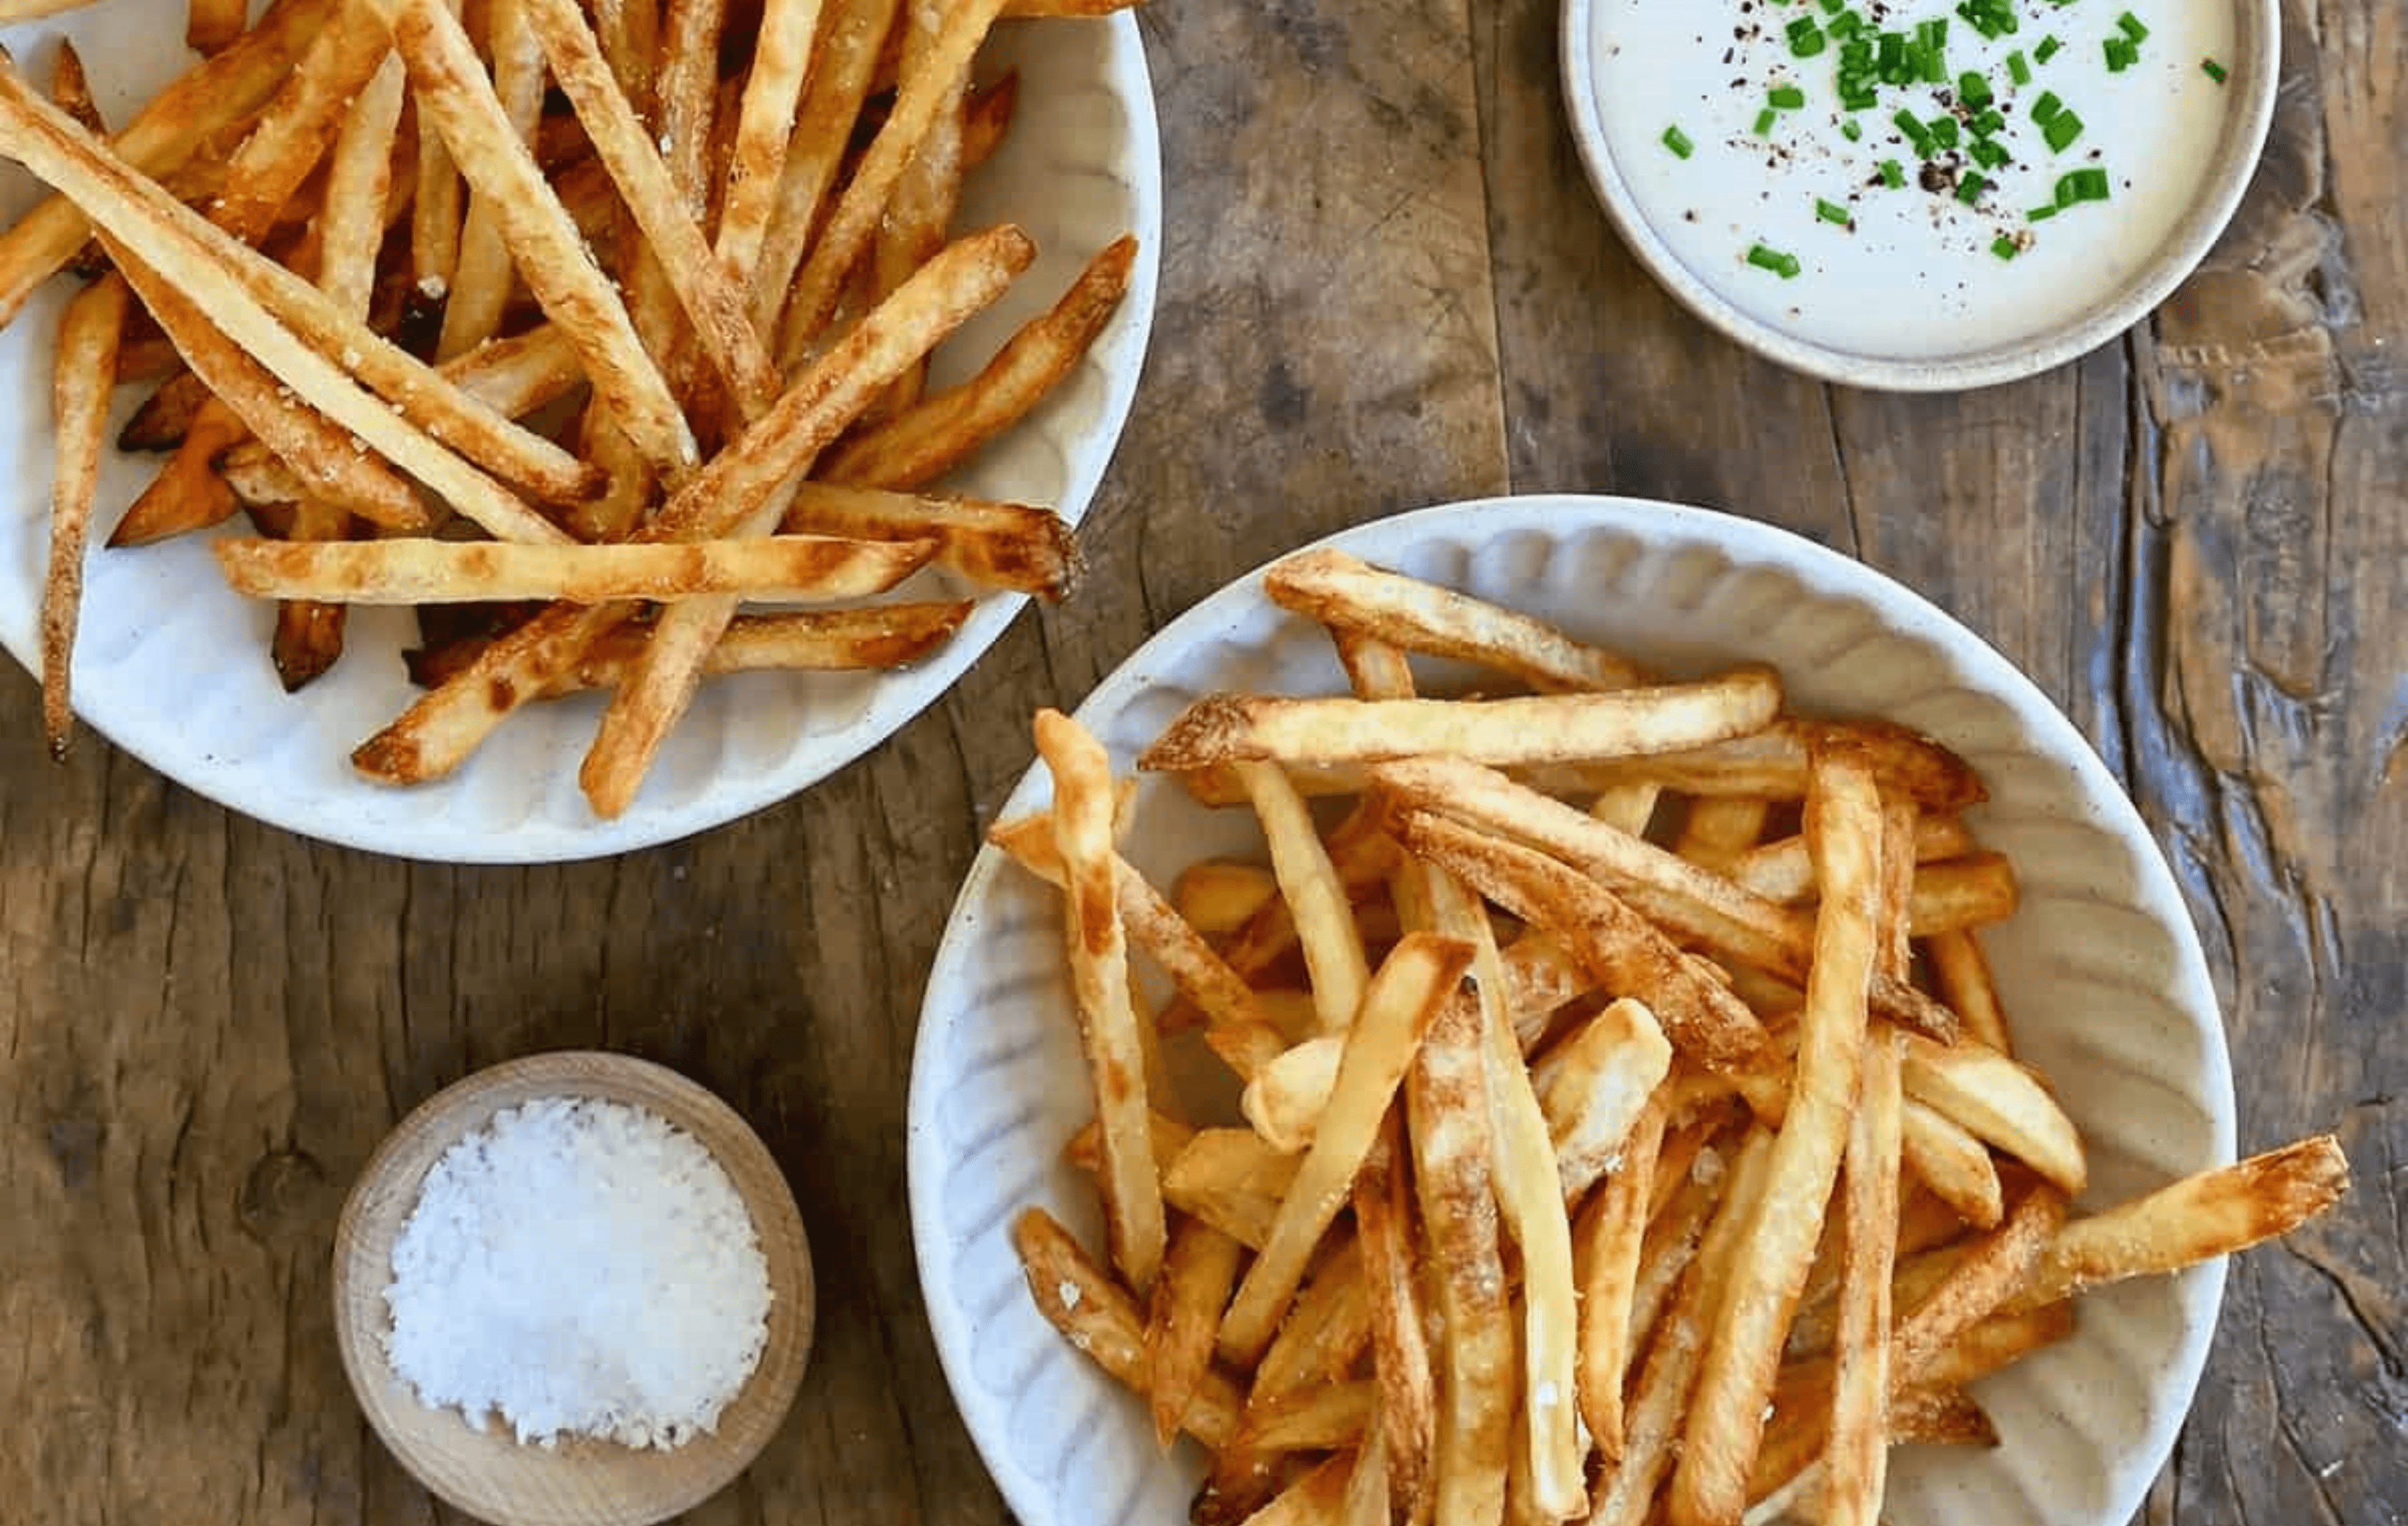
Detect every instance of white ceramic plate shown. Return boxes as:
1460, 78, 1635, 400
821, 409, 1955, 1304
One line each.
0, 6, 1160, 862
910, 495, 2237, 1526
1560, 0, 2277, 389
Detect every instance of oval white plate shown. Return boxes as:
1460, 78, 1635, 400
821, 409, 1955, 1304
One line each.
1560, 0, 2276, 389
910, 495, 2237, 1526
0, 5, 1160, 863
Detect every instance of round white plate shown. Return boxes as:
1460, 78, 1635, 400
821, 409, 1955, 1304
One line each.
910, 495, 2237, 1526
1560, 0, 2277, 390
0, 6, 1161, 863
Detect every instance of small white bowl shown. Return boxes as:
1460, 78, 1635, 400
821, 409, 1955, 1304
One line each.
909, 495, 2237, 1526
1559, 0, 2278, 390
334, 1052, 814, 1526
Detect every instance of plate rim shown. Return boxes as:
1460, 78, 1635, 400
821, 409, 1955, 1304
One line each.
0, 9, 1163, 864
1555, 0, 2282, 392
908, 491, 2239, 1526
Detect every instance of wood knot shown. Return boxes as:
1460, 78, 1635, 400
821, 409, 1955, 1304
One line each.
237, 1148, 332, 1250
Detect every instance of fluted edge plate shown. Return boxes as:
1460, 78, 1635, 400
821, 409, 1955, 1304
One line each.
0, 5, 1161, 863
908, 494, 2235, 1526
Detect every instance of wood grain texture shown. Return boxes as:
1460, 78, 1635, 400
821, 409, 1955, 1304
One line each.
2, 4, 2402, 1526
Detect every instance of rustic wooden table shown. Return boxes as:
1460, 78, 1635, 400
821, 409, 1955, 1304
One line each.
3, 0, 2402, 1522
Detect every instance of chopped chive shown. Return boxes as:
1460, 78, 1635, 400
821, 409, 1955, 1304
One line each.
1958, 70, 1994, 110
1893, 108, 1933, 152
2117, 11, 2150, 42
1746, 242, 1804, 278
2031, 89, 2063, 123
1879, 157, 1906, 187
1927, 114, 1960, 149
2035, 33, 2063, 62
1840, 117, 1866, 141
1969, 136, 2010, 169
2026, 202, 2059, 220
1971, 107, 2006, 138
1755, 106, 1779, 134
1661, 124, 1695, 158
2104, 36, 2138, 71
1876, 30, 1908, 81
1956, 171, 1987, 204
2202, 56, 2228, 82
1816, 196, 1854, 224
2008, 49, 2032, 84
1830, 9, 1864, 38
1992, 234, 2022, 260
2054, 166, 2111, 205
1785, 14, 1827, 54
2044, 108, 2085, 152
1769, 83, 1808, 108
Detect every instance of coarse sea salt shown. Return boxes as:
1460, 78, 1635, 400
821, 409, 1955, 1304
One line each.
382, 1094, 772, 1450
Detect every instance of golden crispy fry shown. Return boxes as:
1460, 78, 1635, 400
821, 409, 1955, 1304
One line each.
404, 604, 976, 693
1548, 718, 1988, 815
213, 534, 934, 604
1219, 934, 1471, 1365
40, 275, 125, 756
2009, 1135, 2349, 1312
1160, 1128, 1293, 1250
1898, 1029, 2085, 1195
1011, 1208, 1242, 1450
1924, 928, 2012, 1054
714, 0, 825, 282
1146, 1217, 1246, 1448
748, 0, 901, 326
1395, 810, 1767, 1074
1241, 1452, 1355, 1526
1825, 1028, 1905, 1526
0, 0, 337, 327
186, 0, 248, 52
1725, 812, 1976, 905
1901, 1099, 2005, 1229
1251, 1238, 1372, 1402
47, 39, 101, 132
1355, 1125, 1435, 1526
1573, 1091, 1666, 1462
1239, 760, 1372, 1036
822, 232, 1138, 488
1673, 794, 1772, 873
1875, 797, 1918, 982
204, 12, 394, 247
1407, 985, 1514, 1526
779, 481, 1080, 599
1264, 547, 1644, 694
437, 0, 544, 360
1241, 1035, 1341, 1152
866, 0, 968, 415
1144, 669, 1783, 774
1907, 852, 2021, 936
117, 368, 209, 452
1671, 747, 1878, 1526
1539, 997, 1673, 1205
1234, 1381, 1376, 1454
1035, 708, 1164, 1295
1174, 861, 1279, 936
775, 0, 1008, 357
269, 499, 353, 692
365, 0, 698, 471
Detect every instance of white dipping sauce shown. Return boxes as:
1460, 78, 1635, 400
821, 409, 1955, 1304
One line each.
1585, 0, 2236, 359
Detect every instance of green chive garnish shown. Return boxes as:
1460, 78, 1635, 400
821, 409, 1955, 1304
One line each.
1840, 118, 1866, 141
1992, 234, 2022, 260
1746, 242, 1804, 278
1956, 171, 1987, 204
1958, 71, 1993, 110
2035, 33, 2063, 62
2008, 49, 2032, 84
2104, 36, 2138, 71
1755, 106, 1779, 134
1816, 197, 1854, 224
2027, 203, 2058, 221
2202, 57, 2228, 82
2031, 90, 2063, 124
1927, 114, 1961, 149
1662, 124, 1695, 158
1894, 108, 1932, 152
1878, 158, 1906, 188
2117, 11, 2150, 42
2044, 109, 2085, 152
1969, 137, 2010, 169
1769, 84, 1808, 108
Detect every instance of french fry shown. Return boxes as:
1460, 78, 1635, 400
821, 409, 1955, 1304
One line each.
1035, 708, 1164, 1295
212, 534, 936, 604
1218, 933, 1471, 1366
1407, 982, 1514, 1526
747, 0, 902, 329
202, 10, 395, 249
1264, 548, 1645, 694
1588, 779, 1661, 837
1573, 1091, 1667, 1461
1174, 861, 1280, 936
1673, 795, 1772, 873
1671, 747, 1878, 1526
1898, 1029, 2085, 1195
47, 38, 101, 133
1241, 1035, 1341, 1152
109, 402, 243, 545
774, 0, 1009, 359
866, 3, 966, 416
778, 481, 1080, 598
1355, 1126, 1435, 1526
1924, 928, 2011, 1053
1146, 1217, 1246, 1448
1250, 1238, 1372, 1402
2007, 1135, 2349, 1312
1906, 852, 2021, 936
822, 233, 1140, 489
1011, 1208, 1242, 1450
436, 0, 546, 359
1725, 812, 1977, 905
1901, 1099, 2005, 1229
1538, 996, 1673, 1205
1161, 1129, 1294, 1251
1142, 669, 1784, 774
117, 369, 210, 452
364, 0, 697, 471
1242, 1452, 1355, 1526
269, 500, 355, 691
714, 0, 825, 282
1239, 760, 1372, 1036
1824, 1028, 1904, 1526
1395, 810, 1767, 1074
1233, 1381, 1377, 1453
1874, 797, 1918, 983
403, 603, 975, 692
187, 0, 249, 52
40, 275, 125, 756
1547, 718, 1988, 815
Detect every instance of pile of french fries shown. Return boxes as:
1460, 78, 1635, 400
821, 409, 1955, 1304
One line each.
1004, 548, 2349, 1526
5, 0, 1136, 815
